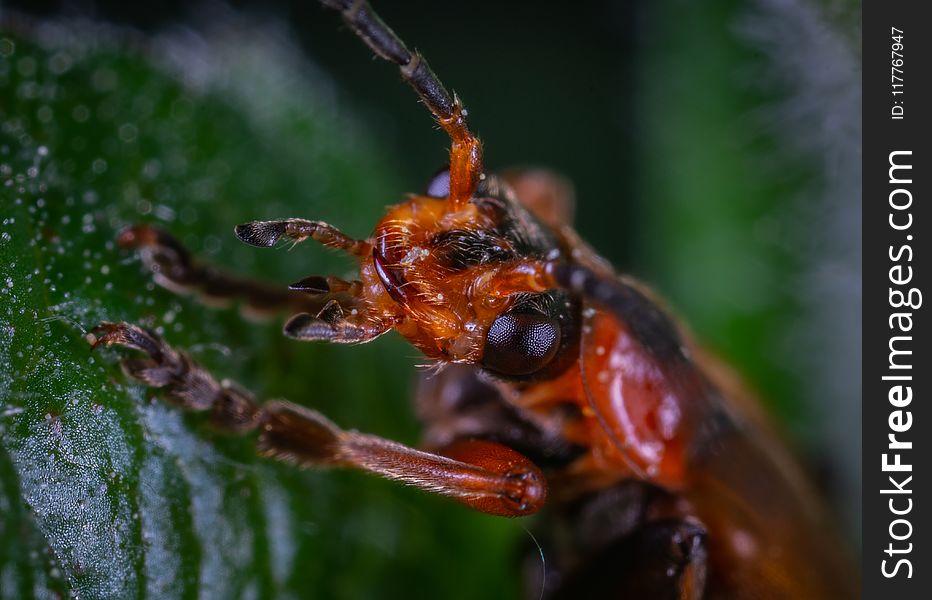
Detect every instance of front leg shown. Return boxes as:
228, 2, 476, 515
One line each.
90, 322, 546, 517
121, 223, 394, 343
118, 223, 335, 318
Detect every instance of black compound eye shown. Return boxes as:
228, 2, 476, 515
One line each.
425, 167, 450, 198
482, 313, 562, 376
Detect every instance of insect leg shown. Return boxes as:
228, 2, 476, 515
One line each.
318, 0, 482, 208
233, 218, 371, 256
118, 223, 337, 318
90, 322, 545, 517
88, 321, 263, 431
262, 411, 547, 517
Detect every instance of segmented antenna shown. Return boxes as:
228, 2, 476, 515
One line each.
319, 0, 454, 120
318, 0, 483, 208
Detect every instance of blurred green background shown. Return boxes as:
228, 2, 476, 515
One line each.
0, 1, 860, 598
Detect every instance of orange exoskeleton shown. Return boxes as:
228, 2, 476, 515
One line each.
91, 1, 856, 597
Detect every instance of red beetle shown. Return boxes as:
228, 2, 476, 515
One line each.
92, 1, 856, 596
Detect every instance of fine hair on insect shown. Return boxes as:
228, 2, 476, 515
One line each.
80, 1, 860, 598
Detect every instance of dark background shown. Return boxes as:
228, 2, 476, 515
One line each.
15, 0, 642, 263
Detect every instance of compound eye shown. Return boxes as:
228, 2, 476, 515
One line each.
425, 167, 450, 198
482, 313, 561, 376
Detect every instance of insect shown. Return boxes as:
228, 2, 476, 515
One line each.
88, 1, 855, 597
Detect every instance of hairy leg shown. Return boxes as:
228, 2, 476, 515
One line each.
90, 322, 546, 517
119, 224, 335, 318
233, 219, 371, 256
121, 223, 392, 343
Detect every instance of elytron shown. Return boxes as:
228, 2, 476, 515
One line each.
90, 0, 855, 597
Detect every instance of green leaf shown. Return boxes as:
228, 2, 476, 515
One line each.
0, 18, 521, 600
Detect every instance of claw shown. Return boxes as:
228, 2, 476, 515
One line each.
87, 321, 123, 349
86, 321, 165, 359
